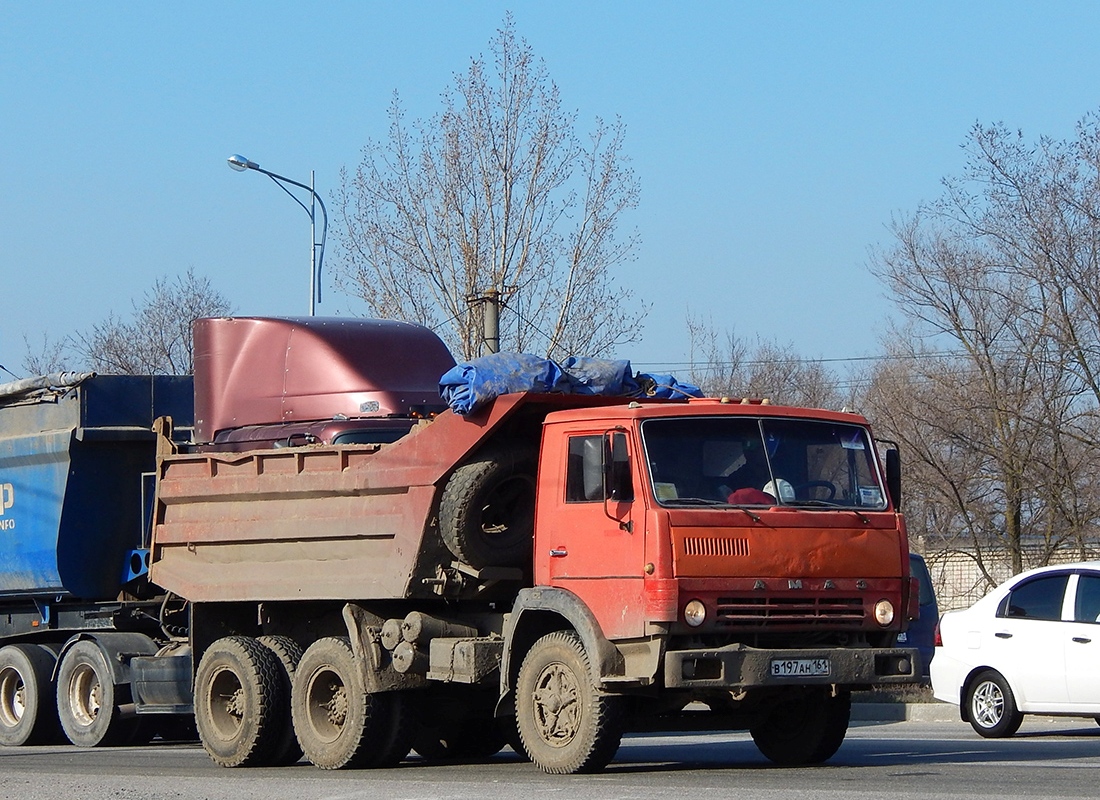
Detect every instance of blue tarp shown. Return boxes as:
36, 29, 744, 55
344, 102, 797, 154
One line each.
439, 352, 703, 415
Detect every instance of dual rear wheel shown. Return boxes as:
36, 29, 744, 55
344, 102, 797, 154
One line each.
0, 641, 165, 748
193, 635, 415, 770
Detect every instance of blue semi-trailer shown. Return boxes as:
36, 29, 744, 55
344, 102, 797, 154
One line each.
0, 372, 194, 746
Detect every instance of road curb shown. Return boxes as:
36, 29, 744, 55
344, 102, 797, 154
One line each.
851, 701, 959, 722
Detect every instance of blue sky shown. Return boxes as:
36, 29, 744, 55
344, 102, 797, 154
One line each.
3, 1, 1100, 374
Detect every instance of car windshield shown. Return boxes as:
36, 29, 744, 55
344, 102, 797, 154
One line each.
641, 416, 887, 510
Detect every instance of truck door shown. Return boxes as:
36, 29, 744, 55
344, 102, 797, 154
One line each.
539, 431, 645, 640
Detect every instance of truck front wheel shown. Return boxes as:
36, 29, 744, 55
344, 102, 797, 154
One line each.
516, 631, 623, 774
0, 644, 59, 746
749, 688, 851, 765
291, 637, 412, 769
194, 636, 285, 767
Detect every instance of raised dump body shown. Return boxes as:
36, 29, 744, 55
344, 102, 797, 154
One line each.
0, 373, 193, 598
193, 316, 455, 444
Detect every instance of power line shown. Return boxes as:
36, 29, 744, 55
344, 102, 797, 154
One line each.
633, 350, 966, 371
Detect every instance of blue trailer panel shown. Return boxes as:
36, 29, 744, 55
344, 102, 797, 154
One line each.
0, 374, 193, 599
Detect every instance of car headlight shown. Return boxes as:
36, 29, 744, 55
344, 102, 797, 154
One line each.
874, 599, 895, 626
684, 599, 707, 627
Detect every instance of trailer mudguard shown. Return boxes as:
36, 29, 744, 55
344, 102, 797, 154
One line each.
54, 631, 160, 686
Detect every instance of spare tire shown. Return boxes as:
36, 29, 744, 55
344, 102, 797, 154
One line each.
439, 446, 537, 568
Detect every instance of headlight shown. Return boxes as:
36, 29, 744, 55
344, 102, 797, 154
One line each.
874, 599, 895, 626
684, 599, 707, 627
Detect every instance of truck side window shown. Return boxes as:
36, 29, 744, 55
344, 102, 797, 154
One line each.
566, 436, 604, 502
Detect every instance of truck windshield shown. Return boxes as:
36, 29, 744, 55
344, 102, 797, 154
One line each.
641, 416, 887, 510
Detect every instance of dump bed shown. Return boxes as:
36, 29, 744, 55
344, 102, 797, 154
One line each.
150, 393, 621, 603
0, 374, 193, 598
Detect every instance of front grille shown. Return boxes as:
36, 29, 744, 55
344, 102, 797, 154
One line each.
682, 536, 750, 557
715, 595, 865, 628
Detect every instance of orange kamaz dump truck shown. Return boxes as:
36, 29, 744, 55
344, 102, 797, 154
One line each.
143, 316, 918, 774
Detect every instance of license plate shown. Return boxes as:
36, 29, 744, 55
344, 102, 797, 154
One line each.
770, 658, 830, 677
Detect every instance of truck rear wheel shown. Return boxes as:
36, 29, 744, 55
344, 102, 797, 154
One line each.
56, 640, 139, 747
291, 637, 411, 769
0, 644, 59, 746
749, 688, 851, 765
516, 631, 623, 774
194, 636, 285, 767
439, 447, 536, 568
257, 635, 304, 765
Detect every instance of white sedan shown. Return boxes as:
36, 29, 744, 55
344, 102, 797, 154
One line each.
931, 561, 1100, 737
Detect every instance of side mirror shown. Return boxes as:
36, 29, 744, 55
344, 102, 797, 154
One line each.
885, 448, 901, 511
603, 430, 634, 503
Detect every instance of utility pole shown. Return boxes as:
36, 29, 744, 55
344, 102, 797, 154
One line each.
467, 289, 501, 355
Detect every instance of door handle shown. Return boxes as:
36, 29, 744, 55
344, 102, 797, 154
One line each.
1073, 637, 1092, 644
994, 632, 1013, 639
549, 548, 568, 558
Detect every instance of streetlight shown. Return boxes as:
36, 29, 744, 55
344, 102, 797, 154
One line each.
227, 154, 328, 316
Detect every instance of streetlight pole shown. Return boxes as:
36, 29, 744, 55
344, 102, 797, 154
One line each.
227, 154, 328, 316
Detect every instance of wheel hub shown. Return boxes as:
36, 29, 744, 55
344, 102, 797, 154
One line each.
532, 663, 580, 746
68, 663, 103, 727
972, 680, 1004, 727
0, 669, 26, 726
323, 683, 348, 726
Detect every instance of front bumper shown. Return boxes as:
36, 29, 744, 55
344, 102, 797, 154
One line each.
664, 643, 920, 689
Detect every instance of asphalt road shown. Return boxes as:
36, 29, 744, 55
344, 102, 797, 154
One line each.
1, 716, 1098, 800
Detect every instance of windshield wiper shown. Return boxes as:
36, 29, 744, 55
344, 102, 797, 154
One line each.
666, 497, 727, 506
785, 500, 871, 523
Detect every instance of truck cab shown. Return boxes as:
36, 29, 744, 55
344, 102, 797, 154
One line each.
535, 398, 912, 650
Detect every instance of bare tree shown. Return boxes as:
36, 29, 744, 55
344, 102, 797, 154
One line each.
69, 268, 233, 375
20, 332, 69, 375
686, 313, 844, 409
334, 14, 646, 360
868, 113, 1100, 580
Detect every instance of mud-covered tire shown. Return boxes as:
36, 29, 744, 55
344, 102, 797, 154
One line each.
0, 644, 59, 746
257, 635, 304, 765
966, 670, 1023, 738
56, 640, 138, 747
291, 637, 405, 769
750, 688, 851, 765
194, 636, 286, 767
439, 446, 537, 568
516, 631, 623, 774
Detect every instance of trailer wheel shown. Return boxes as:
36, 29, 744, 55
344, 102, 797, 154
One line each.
749, 688, 851, 765
194, 636, 285, 767
439, 446, 537, 568
257, 635, 304, 765
516, 631, 623, 774
291, 637, 407, 769
56, 640, 138, 747
0, 644, 59, 746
